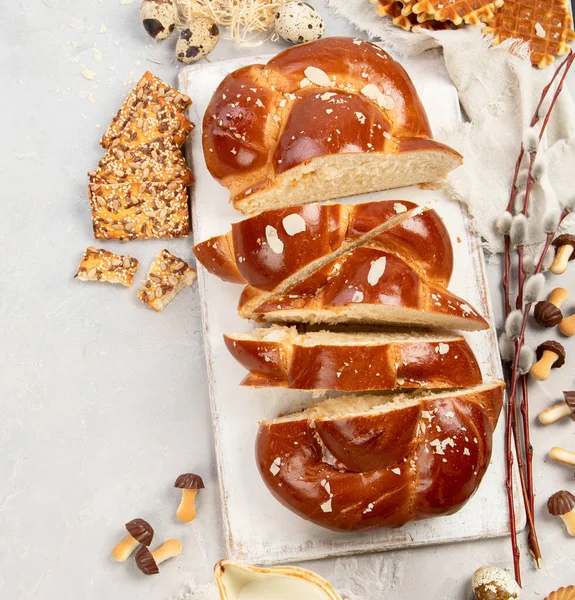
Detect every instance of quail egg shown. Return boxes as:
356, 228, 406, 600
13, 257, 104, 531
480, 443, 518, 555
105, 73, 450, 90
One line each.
472, 566, 521, 600
140, 0, 177, 41
176, 18, 220, 64
274, 2, 325, 45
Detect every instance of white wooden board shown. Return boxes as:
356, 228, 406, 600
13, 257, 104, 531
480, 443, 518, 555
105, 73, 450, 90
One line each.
179, 51, 524, 565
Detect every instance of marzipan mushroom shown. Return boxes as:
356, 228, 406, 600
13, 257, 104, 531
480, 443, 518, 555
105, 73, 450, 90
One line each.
174, 473, 205, 522
530, 340, 566, 381
551, 234, 575, 275
135, 539, 182, 575
112, 518, 154, 562
539, 392, 575, 424
534, 288, 568, 327
547, 490, 575, 536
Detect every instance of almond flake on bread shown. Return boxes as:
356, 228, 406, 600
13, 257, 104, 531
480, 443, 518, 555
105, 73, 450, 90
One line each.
101, 71, 191, 149
89, 181, 190, 240
138, 250, 196, 312
256, 381, 505, 531
224, 326, 482, 391
74, 246, 139, 287
90, 138, 193, 186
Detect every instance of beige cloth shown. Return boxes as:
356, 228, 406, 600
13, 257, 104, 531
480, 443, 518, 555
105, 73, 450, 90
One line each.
326, 0, 575, 253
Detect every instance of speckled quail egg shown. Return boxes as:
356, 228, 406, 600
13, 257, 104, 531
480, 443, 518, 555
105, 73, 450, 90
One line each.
176, 18, 220, 64
274, 2, 325, 45
140, 0, 177, 41
472, 566, 521, 600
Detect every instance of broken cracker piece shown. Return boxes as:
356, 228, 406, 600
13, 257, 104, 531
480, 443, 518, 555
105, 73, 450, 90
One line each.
75, 246, 139, 287
89, 181, 190, 241
90, 138, 192, 186
138, 249, 197, 311
101, 71, 191, 149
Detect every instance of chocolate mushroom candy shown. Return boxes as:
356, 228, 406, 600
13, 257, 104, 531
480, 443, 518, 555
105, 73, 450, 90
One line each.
539, 392, 575, 425
534, 287, 568, 327
174, 473, 205, 522
547, 490, 575, 535
472, 566, 520, 600
135, 539, 182, 575
530, 340, 566, 381
550, 234, 575, 275
112, 518, 154, 562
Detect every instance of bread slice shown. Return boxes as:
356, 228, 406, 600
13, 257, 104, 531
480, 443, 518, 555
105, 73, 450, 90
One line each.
234, 145, 462, 214
138, 250, 196, 312
239, 245, 489, 331
193, 199, 453, 289
256, 381, 504, 531
202, 38, 462, 215
101, 71, 191, 149
74, 247, 139, 287
225, 326, 482, 391
89, 181, 190, 240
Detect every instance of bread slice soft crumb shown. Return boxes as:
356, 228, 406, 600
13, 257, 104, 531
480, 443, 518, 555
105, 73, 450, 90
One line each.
138, 249, 196, 312
234, 148, 461, 214
74, 246, 139, 287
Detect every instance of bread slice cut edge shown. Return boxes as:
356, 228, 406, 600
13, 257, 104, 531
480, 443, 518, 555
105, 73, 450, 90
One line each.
262, 381, 505, 425
233, 146, 462, 215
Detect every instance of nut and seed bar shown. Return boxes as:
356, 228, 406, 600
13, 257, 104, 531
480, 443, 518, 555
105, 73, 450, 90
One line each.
74, 247, 139, 287
89, 181, 190, 241
138, 249, 197, 311
101, 71, 192, 149
89, 138, 193, 185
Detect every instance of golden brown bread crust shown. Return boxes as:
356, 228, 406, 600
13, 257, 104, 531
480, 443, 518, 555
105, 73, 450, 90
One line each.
193, 200, 453, 289
224, 331, 482, 391
202, 37, 462, 211
239, 245, 488, 330
256, 382, 504, 531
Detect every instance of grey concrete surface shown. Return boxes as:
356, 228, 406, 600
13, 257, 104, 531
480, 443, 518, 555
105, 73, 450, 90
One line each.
1, 1, 574, 599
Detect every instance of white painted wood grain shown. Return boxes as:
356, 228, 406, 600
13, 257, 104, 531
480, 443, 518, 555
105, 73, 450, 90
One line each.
179, 52, 524, 565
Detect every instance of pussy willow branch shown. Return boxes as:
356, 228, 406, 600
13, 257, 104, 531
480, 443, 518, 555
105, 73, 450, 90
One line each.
502, 51, 574, 584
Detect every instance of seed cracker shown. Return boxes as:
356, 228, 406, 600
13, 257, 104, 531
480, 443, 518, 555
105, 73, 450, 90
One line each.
74, 246, 139, 287
89, 138, 193, 185
89, 181, 190, 241
100, 71, 191, 149
138, 249, 197, 312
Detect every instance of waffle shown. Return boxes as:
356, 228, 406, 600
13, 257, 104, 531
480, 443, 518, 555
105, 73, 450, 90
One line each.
101, 71, 191, 149
74, 247, 139, 287
374, 0, 454, 30
89, 181, 190, 241
412, 0, 504, 26
484, 0, 575, 68
138, 250, 197, 312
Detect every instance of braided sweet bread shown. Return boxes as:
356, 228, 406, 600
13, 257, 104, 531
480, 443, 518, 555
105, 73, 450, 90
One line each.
202, 37, 462, 214
256, 382, 504, 531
